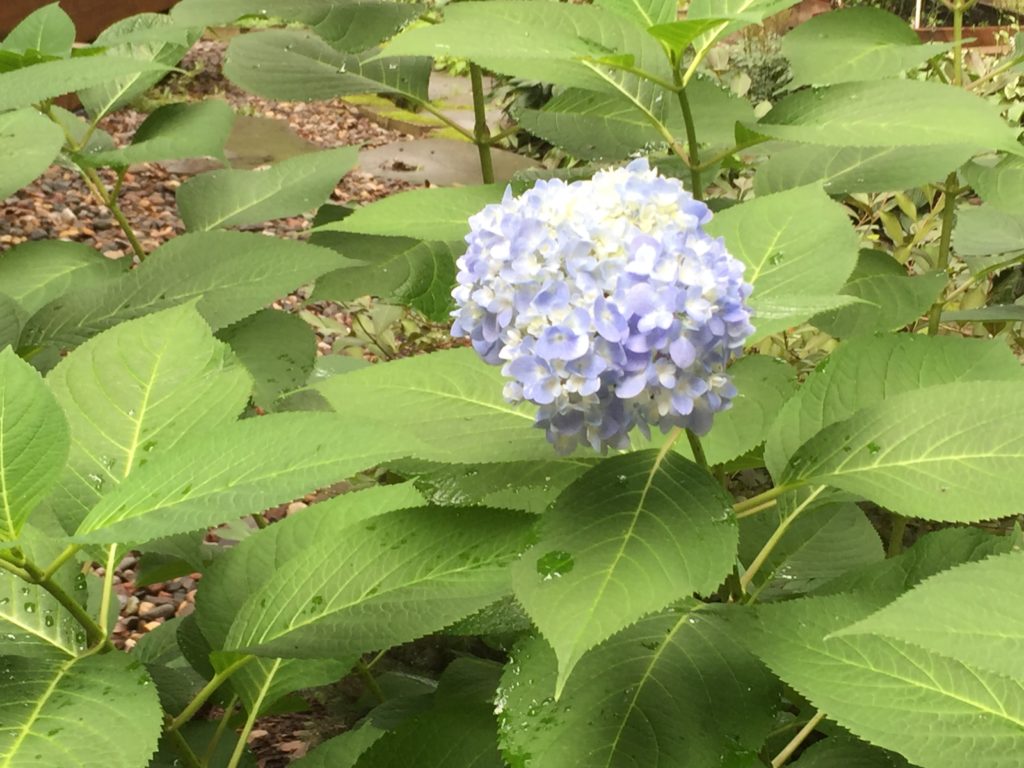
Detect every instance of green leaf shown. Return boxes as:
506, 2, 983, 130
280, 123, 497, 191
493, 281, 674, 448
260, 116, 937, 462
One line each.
740, 502, 883, 601
687, 0, 800, 63
790, 736, 911, 768
79, 13, 198, 120
0, 294, 24, 355
763, 334, 1023, 481
647, 19, 730, 55
195, 488, 423, 713
45, 304, 252, 532
310, 234, 457, 321
498, 607, 780, 767
409, 459, 593, 508
754, 80, 1024, 156
943, 304, 1024, 323
784, 381, 1024, 522
0, 523, 88, 658
0, 348, 68, 540
963, 157, 1024, 214
781, 7, 950, 88
73, 413, 425, 543
0, 108, 65, 200
87, 99, 234, 167
705, 185, 860, 339
295, 723, 386, 768
512, 450, 737, 695
0, 240, 122, 317
953, 204, 1024, 257
754, 144, 977, 195
217, 309, 316, 410
598, 0, 679, 25
21, 232, 347, 351
176, 146, 357, 231
224, 506, 532, 658
355, 660, 505, 768
0, 55, 171, 111
1, 3, 75, 57
0, 653, 163, 766
744, 591, 1024, 768
700, 354, 797, 465
321, 184, 508, 241
316, 348, 551, 463
812, 252, 946, 338
224, 29, 430, 102
839, 551, 1024, 680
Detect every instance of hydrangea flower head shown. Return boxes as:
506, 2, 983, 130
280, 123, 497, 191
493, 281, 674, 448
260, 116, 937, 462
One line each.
451, 158, 754, 454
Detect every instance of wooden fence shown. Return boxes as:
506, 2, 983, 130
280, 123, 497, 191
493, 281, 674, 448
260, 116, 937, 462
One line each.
1, 0, 179, 41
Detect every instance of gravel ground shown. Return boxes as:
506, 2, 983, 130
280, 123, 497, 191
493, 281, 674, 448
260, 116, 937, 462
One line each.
0, 39, 448, 767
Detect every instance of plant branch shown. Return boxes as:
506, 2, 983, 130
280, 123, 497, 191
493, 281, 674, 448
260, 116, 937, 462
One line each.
40, 544, 80, 581
226, 661, 278, 768
203, 695, 239, 767
17, 558, 112, 652
167, 727, 204, 768
733, 484, 793, 516
927, 171, 959, 335
579, 56, 680, 93
79, 165, 147, 261
771, 710, 826, 767
356, 659, 387, 703
740, 486, 825, 594
469, 63, 495, 184
167, 655, 257, 732
685, 429, 710, 471
674, 76, 703, 199
404, 95, 476, 142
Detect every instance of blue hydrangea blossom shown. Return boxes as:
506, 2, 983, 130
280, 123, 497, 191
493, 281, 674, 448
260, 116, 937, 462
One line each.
451, 159, 754, 454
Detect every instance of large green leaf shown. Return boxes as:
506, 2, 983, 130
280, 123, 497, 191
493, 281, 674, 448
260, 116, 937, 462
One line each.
1, 3, 75, 57
781, 7, 950, 88
744, 591, 1024, 768
0, 349, 68, 540
217, 309, 316, 410
498, 606, 779, 768
0, 295, 23, 353
0, 653, 163, 767
79, 13, 198, 120
0, 55, 171, 111
783, 381, 1024, 522
597, 0, 678, 25
310, 234, 457, 321
739, 502, 883, 601
0, 240, 122, 316
0, 524, 88, 658
512, 451, 737, 695
705, 185, 860, 338
839, 551, 1024, 680
87, 99, 234, 167
812, 251, 946, 338
963, 157, 1024, 214
45, 304, 251, 532
754, 144, 977, 195
408, 458, 593, 509
763, 334, 1023, 481
195, 486, 423, 713
0, 108, 65, 200
953, 204, 1024, 257
20, 232, 347, 351
224, 29, 430, 102
73, 412, 425, 543
754, 80, 1024, 156
176, 146, 357, 231
224, 506, 532, 658
790, 736, 911, 768
320, 184, 508, 241
316, 348, 551, 462
646, 19, 730, 56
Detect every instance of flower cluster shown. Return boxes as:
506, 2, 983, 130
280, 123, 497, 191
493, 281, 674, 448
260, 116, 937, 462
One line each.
451, 158, 754, 454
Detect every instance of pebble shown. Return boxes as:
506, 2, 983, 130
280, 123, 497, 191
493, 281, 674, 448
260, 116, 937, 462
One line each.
140, 603, 176, 620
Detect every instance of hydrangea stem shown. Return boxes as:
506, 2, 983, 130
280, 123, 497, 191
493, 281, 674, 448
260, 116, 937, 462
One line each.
672, 58, 703, 200
469, 64, 495, 184
166, 655, 256, 732
685, 429, 710, 471
740, 486, 825, 595
771, 710, 826, 767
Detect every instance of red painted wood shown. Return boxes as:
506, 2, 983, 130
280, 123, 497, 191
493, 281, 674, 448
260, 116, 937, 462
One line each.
1, 0, 179, 42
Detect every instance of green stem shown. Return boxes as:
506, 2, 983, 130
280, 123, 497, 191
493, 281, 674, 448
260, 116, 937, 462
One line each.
771, 710, 826, 767
968, 53, 1024, 91
469, 63, 495, 184
685, 429, 710, 472
927, 172, 959, 335
733, 484, 792, 516
887, 514, 908, 557
96, 545, 118, 637
357, 660, 387, 703
202, 695, 239, 767
952, 4, 965, 87
405, 95, 476, 142
486, 124, 520, 146
80, 166, 147, 261
0, 556, 32, 582
17, 559, 112, 652
580, 56, 680, 92
740, 486, 825, 594
675, 83, 703, 200
226, 668, 275, 768
167, 655, 256, 732
167, 727, 204, 768
40, 544, 80, 581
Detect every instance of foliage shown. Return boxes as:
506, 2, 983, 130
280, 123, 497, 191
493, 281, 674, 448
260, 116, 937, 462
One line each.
1, 1, 1024, 767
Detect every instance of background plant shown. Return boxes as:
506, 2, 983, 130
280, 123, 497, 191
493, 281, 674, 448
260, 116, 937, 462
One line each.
1, 0, 1024, 767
